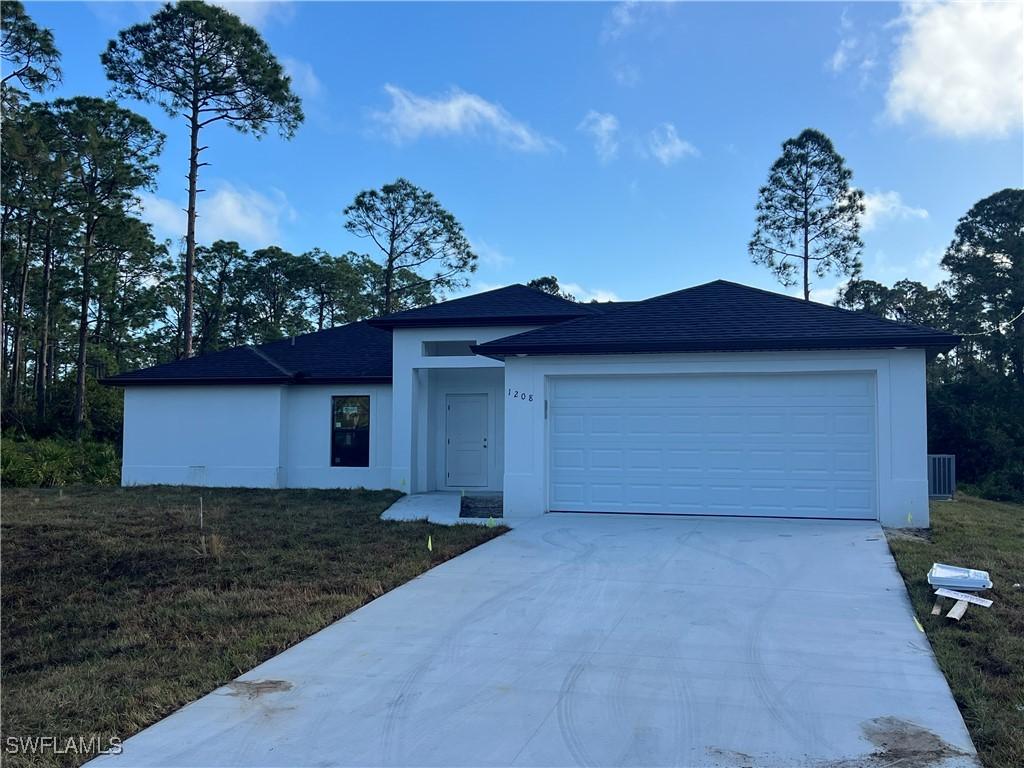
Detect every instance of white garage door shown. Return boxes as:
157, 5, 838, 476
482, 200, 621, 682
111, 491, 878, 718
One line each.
548, 373, 877, 519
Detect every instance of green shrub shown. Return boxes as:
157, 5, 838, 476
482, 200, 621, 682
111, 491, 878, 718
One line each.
1, 437, 120, 487
960, 471, 1024, 504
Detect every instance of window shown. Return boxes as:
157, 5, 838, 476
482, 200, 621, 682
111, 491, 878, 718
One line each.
422, 340, 476, 357
331, 396, 370, 467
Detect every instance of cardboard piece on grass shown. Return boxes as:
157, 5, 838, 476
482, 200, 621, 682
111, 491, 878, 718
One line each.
946, 600, 969, 621
927, 563, 993, 591
935, 588, 993, 608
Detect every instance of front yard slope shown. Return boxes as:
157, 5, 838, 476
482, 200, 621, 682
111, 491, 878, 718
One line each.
886, 495, 1024, 768
1, 486, 506, 768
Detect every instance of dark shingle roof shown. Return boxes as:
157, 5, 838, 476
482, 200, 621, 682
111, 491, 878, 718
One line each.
368, 284, 595, 328
103, 322, 393, 386
106, 280, 960, 386
588, 301, 642, 313
473, 280, 960, 357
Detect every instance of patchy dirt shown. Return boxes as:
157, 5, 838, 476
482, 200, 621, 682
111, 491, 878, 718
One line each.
224, 679, 293, 699
821, 717, 976, 768
885, 527, 933, 544
861, 717, 971, 766
460, 495, 503, 519
708, 718, 976, 768
706, 746, 755, 767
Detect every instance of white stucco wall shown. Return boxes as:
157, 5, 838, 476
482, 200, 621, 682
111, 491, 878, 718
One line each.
282, 384, 392, 489
388, 325, 536, 493
122, 385, 287, 487
501, 349, 930, 528
121, 383, 394, 489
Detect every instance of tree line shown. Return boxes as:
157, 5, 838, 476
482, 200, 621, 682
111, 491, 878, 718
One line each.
1, 2, 476, 440
2, 2, 1020, 498
744, 129, 1022, 499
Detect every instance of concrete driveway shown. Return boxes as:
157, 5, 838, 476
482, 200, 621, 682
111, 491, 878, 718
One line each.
94, 513, 978, 767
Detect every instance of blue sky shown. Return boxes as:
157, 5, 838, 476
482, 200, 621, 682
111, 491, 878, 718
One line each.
26, 1, 1024, 302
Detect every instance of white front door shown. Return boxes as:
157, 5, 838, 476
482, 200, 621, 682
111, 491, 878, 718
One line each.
549, 373, 877, 519
446, 393, 489, 487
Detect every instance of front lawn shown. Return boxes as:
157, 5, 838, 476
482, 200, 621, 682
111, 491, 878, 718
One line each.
886, 495, 1024, 768
0, 486, 507, 768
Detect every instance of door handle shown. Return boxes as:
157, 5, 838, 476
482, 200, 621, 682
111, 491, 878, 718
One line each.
483, 438, 488, 448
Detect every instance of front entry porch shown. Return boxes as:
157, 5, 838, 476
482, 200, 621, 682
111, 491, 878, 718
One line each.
407, 367, 505, 494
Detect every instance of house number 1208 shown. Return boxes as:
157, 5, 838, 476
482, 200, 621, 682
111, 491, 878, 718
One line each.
508, 389, 534, 402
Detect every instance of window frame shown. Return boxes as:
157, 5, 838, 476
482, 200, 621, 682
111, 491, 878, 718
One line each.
330, 395, 371, 468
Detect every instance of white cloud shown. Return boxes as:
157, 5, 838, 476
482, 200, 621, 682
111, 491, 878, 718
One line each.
210, 1, 294, 28
797, 247, 948, 305
450, 280, 508, 299
610, 60, 641, 87
808, 282, 847, 305
801, 245, 949, 305
872, 247, 948, 286
646, 123, 699, 166
827, 8, 881, 86
470, 238, 512, 269
139, 183, 296, 248
561, 283, 621, 303
578, 110, 620, 163
886, 1, 1024, 138
282, 57, 322, 100
370, 84, 558, 153
828, 8, 857, 72
829, 38, 855, 73
137, 193, 182, 241
861, 190, 929, 231
601, 1, 640, 43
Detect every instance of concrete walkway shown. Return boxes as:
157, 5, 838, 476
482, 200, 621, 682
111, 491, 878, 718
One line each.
381, 491, 465, 524
381, 492, 509, 527
92, 513, 978, 767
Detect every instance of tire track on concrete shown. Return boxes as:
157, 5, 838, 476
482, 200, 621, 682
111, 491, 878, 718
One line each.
744, 551, 826, 754
555, 656, 597, 768
378, 525, 599, 764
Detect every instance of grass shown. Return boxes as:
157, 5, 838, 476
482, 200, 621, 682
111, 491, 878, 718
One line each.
0, 486, 507, 768
886, 494, 1024, 768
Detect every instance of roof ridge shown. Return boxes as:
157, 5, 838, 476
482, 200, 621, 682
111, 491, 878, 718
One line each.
607, 278, 941, 334
245, 344, 295, 378
259, 319, 382, 347
472, 278, 959, 357
709, 279, 944, 333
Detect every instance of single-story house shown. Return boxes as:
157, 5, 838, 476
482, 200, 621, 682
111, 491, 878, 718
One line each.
105, 280, 959, 527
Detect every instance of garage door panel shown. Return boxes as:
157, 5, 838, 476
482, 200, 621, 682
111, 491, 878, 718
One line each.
835, 487, 873, 511
591, 483, 624, 504
667, 449, 702, 470
551, 482, 584, 504
749, 414, 786, 435
548, 373, 877, 520
590, 449, 623, 469
750, 450, 786, 471
836, 413, 872, 435
792, 414, 828, 435
551, 448, 584, 470
835, 450, 872, 472
624, 449, 659, 470
552, 414, 584, 436
792, 450, 831, 473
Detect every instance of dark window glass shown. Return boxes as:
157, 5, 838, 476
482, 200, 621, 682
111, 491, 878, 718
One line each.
422, 340, 476, 356
331, 396, 370, 467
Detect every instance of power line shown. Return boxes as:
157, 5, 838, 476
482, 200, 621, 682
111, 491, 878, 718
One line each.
957, 307, 1024, 337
